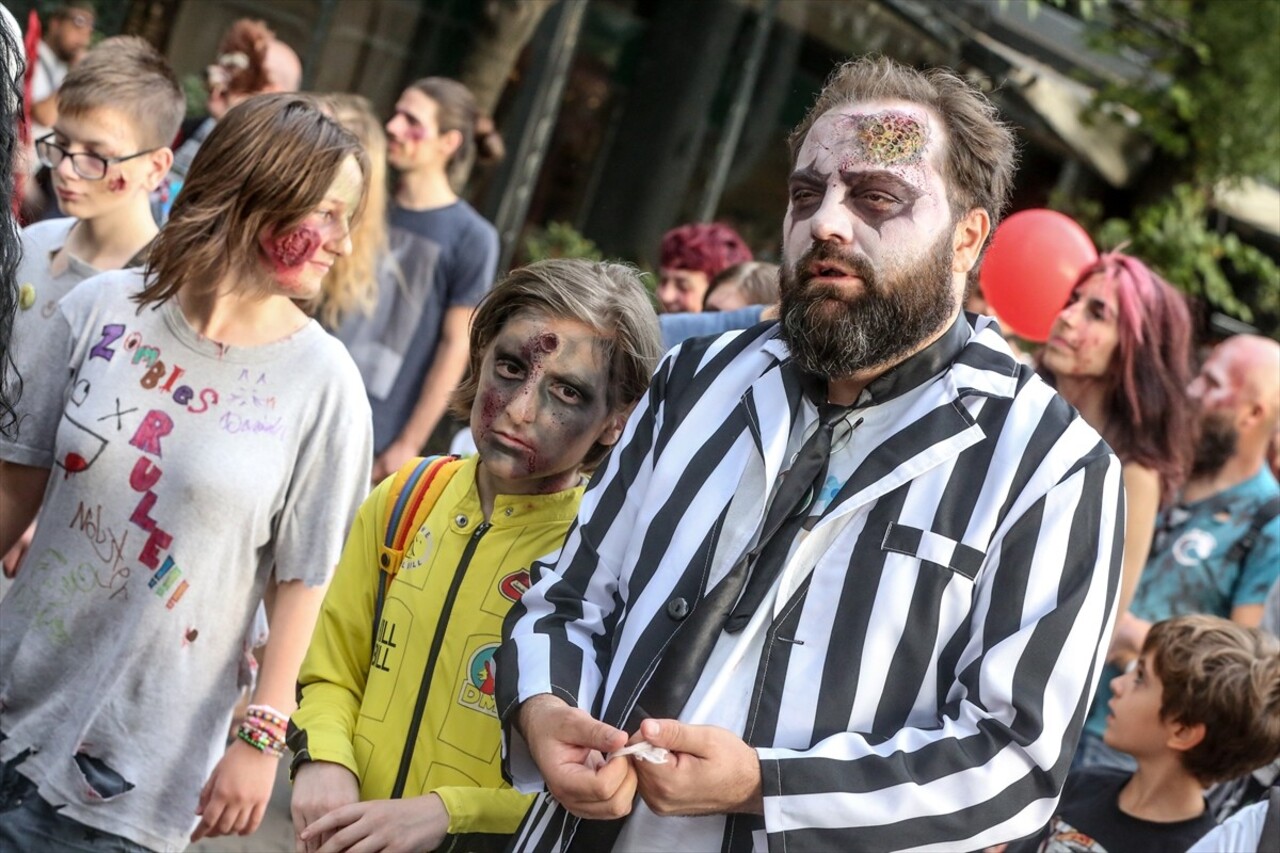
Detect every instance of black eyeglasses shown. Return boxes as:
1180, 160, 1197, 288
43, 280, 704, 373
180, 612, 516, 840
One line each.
36, 133, 157, 181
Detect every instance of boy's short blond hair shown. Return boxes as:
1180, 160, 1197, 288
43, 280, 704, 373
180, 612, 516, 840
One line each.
1146, 614, 1280, 785
57, 36, 184, 150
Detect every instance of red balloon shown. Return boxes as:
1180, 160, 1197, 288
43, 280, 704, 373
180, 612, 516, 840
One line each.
980, 209, 1097, 342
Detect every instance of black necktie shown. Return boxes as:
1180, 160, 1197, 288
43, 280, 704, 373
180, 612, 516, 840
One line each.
629, 401, 845, 724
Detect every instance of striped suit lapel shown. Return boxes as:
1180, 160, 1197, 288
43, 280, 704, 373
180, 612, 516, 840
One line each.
818, 372, 986, 529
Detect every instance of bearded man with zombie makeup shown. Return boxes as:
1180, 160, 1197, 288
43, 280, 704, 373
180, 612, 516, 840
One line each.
498, 56, 1124, 852
0, 95, 373, 852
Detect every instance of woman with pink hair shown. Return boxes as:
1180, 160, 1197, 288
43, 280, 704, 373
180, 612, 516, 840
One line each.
1039, 252, 1195, 632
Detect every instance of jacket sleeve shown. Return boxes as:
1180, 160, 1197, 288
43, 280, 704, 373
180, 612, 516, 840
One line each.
434, 785, 536, 835
754, 445, 1126, 851
288, 478, 392, 777
496, 351, 675, 792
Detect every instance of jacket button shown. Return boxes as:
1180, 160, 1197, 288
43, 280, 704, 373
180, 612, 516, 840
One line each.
455, 514, 468, 528
666, 597, 689, 620
379, 553, 390, 568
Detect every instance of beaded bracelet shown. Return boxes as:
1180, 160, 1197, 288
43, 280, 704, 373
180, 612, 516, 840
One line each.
237, 704, 290, 757
236, 721, 286, 757
246, 704, 289, 731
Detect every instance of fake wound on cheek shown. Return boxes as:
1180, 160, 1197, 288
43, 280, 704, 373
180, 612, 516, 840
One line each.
107, 175, 127, 193
259, 226, 321, 277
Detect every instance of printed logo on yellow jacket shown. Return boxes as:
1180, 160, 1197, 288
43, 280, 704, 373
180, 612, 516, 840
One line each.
458, 643, 499, 717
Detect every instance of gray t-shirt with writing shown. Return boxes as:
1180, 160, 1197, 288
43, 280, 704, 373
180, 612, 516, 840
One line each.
0, 270, 372, 851
9, 219, 101, 416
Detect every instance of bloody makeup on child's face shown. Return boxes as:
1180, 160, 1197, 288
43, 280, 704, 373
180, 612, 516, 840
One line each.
256, 155, 363, 298
471, 312, 619, 495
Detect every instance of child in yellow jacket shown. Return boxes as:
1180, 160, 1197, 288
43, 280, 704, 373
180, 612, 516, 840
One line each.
288, 259, 662, 852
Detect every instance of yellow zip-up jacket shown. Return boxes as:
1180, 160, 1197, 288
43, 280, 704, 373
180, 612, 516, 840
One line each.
291, 456, 584, 837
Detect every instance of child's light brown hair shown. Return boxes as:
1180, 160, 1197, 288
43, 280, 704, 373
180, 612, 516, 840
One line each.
1145, 614, 1280, 785
57, 36, 184, 151
138, 94, 368, 307
451, 259, 662, 471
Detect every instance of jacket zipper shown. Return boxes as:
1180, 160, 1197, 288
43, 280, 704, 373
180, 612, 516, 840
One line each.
390, 520, 491, 798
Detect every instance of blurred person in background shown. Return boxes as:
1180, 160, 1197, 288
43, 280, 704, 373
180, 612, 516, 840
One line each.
702, 260, 779, 312
1038, 252, 1195, 629
157, 18, 301, 221
28, 0, 95, 137
1073, 333, 1280, 773
334, 77, 502, 482
656, 221, 752, 313
312, 93, 386, 330
22, 0, 96, 222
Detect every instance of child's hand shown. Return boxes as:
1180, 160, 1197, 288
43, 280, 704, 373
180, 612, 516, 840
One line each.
301, 793, 450, 853
190, 739, 278, 841
290, 760, 360, 853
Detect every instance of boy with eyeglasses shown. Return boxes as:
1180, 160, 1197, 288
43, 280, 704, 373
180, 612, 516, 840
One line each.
3, 36, 181, 574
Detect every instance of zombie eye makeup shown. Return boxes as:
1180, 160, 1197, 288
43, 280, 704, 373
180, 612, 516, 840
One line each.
843, 172, 925, 231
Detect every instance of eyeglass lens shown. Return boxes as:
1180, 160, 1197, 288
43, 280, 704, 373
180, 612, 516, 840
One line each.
37, 139, 108, 180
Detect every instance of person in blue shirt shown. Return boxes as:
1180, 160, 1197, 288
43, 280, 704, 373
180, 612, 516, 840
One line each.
1074, 334, 1280, 772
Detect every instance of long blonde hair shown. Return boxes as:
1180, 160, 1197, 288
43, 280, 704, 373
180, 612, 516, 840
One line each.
313, 93, 387, 328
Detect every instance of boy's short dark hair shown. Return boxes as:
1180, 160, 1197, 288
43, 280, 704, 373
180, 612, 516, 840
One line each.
57, 36, 184, 150
1145, 614, 1280, 785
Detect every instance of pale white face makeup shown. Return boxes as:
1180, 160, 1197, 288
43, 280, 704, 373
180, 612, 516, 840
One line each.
782, 100, 954, 287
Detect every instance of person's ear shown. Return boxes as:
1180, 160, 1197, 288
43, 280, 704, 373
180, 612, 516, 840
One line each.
1166, 720, 1206, 753
142, 147, 174, 192
596, 405, 634, 449
1238, 397, 1266, 432
439, 128, 464, 160
951, 207, 990, 277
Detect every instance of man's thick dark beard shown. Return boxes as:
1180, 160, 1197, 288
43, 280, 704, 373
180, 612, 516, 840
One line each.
778, 232, 957, 379
1191, 409, 1238, 479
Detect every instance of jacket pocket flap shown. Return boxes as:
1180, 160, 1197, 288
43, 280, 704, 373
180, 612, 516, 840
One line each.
881, 522, 985, 580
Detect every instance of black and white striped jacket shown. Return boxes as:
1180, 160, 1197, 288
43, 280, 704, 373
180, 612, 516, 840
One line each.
497, 316, 1124, 852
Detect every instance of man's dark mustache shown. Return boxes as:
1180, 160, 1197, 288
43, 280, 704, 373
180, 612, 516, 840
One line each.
789, 243, 879, 295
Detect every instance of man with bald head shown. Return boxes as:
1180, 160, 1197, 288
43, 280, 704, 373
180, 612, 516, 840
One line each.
1075, 333, 1280, 772
499, 55, 1123, 851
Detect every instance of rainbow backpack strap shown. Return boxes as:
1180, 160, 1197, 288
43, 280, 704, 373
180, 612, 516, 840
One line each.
370, 455, 462, 660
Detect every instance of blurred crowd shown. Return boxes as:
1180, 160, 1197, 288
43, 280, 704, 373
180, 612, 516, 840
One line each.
0, 5, 1276, 853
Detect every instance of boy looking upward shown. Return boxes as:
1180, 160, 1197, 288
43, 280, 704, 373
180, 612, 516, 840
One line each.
1011, 615, 1280, 853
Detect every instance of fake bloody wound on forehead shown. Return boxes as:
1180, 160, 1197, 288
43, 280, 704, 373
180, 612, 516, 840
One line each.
835, 110, 930, 167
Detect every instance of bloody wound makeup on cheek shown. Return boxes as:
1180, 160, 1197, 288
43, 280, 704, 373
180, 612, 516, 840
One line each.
259, 225, 322, 280
107, 175, 126, 193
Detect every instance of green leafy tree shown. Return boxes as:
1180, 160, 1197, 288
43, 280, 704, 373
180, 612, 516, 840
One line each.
521, 221, 604, 263
1050, 0, 1280, 334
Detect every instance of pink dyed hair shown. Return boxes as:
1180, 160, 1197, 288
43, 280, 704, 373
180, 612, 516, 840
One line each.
659, 222, 753, 280
1072, 252, 1195, 499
